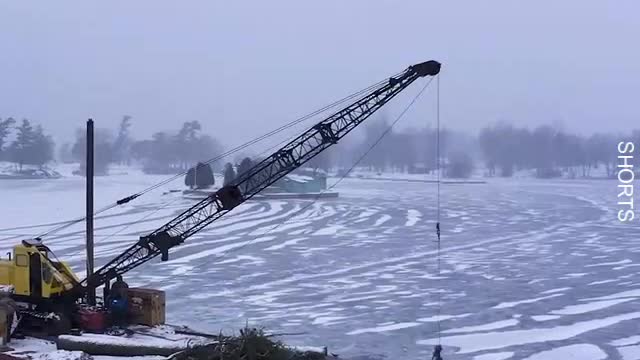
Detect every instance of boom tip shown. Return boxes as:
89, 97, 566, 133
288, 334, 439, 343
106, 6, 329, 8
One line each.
411, 60, 441, 77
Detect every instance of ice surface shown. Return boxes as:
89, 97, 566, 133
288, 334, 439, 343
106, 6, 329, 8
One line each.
472, 352, 514, 360
418, 312, 640, 353
405, 209, 421, 226
313, 225, 343, 236
586, 289, 640, 301
521, 344, 606, 360
541, 287, 571, 294
492, 294, 562, 309
373, 214, 392, 227
443, 319, 519, 334
311, 316, 347, 325
588, 279, 618, 285
347, 322, 421, 335
418, 314, 471, 322
531, 315, 560, 322
617, 345, 640, 360
612, 336, 640, 347
1, 170, 639, 360
586, 259, 632, 267
550, 298, 634, 315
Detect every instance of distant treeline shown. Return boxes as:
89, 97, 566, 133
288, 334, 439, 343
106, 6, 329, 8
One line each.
58, 117, 224, 176
0, 117, 54, 170
298, 118, 639, 179
1, 114, 637, 179
479, 123, 640, 178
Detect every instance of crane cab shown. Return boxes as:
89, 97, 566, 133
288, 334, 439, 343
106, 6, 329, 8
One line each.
0, 240, 79, 301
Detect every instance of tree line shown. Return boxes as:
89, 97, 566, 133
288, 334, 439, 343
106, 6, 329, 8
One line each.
0, 117, 55, 170
3, 114, 636, 179
59, 117, 225, 176
283, 117, 638, 179
479, 123, 640, 178
2, 115, 226, 177
129, 120, 223, 175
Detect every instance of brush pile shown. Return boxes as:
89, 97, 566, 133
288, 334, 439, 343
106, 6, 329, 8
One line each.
169, 327, 329, 360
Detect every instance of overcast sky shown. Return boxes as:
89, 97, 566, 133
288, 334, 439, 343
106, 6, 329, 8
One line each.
1, 1, 638, 147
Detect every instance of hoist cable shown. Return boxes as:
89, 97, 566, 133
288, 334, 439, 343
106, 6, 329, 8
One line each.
435, 73, 443, 349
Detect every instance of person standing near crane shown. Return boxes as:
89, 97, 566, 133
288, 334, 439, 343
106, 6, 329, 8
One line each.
108, 276, 129, 327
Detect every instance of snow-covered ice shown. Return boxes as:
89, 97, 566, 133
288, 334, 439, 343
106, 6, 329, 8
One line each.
550, 298, 634, 315
521, 344, 607, 360
405, 209, 421, 226
1, 171, 637, 359
443, 319, 519, 334
473, 352, 514, 360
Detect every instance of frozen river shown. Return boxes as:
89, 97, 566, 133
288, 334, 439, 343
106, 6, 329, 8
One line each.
0, 171, 638, 360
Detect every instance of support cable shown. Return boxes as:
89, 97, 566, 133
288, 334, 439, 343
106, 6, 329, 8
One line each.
185, 76, 435, 272
29, 74, 399, 241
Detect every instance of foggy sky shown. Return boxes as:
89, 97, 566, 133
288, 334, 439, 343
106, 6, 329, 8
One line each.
1, 1, 638, 148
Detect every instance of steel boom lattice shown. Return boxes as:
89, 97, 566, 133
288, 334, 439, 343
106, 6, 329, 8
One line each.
84, 60, 441, 289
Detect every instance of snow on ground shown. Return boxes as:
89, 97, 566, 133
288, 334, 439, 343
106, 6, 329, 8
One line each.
6, 337, 164, 360
5, 325, 204, 359
58, 333, 192, 349
1, 169, 638, 359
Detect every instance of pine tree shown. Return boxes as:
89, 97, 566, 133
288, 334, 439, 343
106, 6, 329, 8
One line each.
71, 127, 114, 175
8, 119, 36, 170
30, 125, 55, 167
0, 117, 16, 161
113, 115, 133, 165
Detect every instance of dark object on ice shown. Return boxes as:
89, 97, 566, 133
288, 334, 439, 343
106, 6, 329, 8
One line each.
431, 344, 443, 360
445, 151, 473, 179
535, 167, 562, 179
223, 162, 236, 186
185, 162, 215, 189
